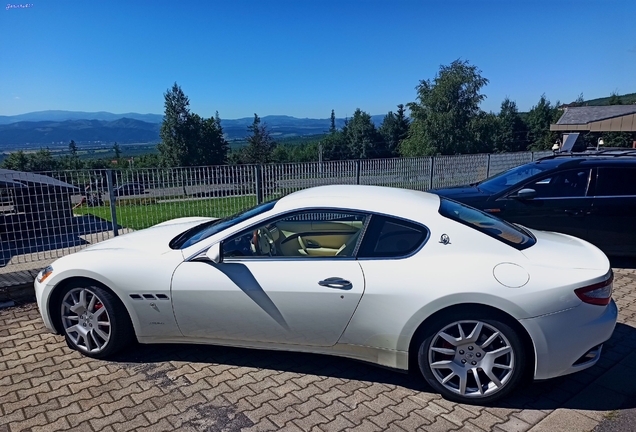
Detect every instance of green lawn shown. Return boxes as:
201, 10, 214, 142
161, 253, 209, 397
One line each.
75, 195, 257, 230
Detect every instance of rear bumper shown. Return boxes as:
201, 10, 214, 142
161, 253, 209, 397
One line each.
520, 299, 618, 380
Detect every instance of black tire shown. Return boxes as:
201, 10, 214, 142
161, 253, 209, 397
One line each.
57, 282, 134, 359
417, 313, 527, 404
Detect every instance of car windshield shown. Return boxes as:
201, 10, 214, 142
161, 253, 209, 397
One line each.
169, 200, 278, 249
478, 164, 549, 193
438, 198, 536, 250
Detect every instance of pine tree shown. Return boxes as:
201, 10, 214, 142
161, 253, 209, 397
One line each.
158, 83, 192, 166
243, 114, 275, 163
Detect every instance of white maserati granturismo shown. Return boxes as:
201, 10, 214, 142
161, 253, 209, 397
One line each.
34, 185, 617, 403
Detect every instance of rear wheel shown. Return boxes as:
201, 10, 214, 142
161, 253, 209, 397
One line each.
59, 284, 133, 359
418, 315, 527, 404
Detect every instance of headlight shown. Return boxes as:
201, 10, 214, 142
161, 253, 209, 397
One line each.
37, 266, 54, 283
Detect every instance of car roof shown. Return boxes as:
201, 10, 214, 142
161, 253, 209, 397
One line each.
533, 153, 636, 170
274, 185, 441, 220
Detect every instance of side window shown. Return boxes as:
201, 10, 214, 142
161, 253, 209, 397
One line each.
524, 169, 590, 198
357, 215, 428, 258
595, 168, 636, 196
222, 210, 368, 259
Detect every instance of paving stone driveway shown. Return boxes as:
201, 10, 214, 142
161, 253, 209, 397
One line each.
1, 268, 636, 432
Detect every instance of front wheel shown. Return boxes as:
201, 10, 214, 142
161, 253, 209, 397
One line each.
59, 284, 133, 359
418, 316, 527, 404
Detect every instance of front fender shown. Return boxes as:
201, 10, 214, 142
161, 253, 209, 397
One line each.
38, 249, 185, 339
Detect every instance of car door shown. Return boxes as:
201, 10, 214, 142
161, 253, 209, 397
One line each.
496, 168, 593, 239
587, 166, 636, 256
171, 210, 368, 347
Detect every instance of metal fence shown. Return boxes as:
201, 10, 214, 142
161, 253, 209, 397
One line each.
0, 150, 551, 271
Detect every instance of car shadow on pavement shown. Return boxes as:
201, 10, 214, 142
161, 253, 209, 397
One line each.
108, 322, 636, 411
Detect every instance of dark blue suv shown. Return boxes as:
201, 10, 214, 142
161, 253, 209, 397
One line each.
431, 150, 636, 257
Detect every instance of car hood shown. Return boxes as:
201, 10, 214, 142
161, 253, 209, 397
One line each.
522, 229, 609, 271
430, 185, 491, 204
82, 217, 214, 255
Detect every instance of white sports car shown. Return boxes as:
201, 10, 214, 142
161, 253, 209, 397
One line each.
34, 185, 617, 403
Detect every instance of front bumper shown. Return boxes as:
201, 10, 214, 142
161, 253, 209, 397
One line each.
520, 299, 618, 380
34, 278, 57, 334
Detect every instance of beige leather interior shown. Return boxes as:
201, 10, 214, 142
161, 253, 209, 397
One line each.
273, 221, 362, 257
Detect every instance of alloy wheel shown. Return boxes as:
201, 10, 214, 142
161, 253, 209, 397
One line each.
427, 320, 515, 398
61, 287, 112, 354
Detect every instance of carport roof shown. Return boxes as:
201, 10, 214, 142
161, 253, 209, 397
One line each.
551, 106, 636, 132
0, 169, 79, 190
556, 106, 636, 125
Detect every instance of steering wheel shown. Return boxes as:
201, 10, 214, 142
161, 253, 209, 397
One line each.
253, 226, 277, 256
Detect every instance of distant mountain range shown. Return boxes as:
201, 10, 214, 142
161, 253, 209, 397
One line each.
0, 110, 164, 125
0, 118, 161, 148
0, 110, 386, 150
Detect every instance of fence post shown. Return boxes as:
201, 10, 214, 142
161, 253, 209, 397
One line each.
106, 169, 118, 237
429, 157, 435, 190
255, 165, 263, 204
355, 160, 361, 185
486, 153, 491, 178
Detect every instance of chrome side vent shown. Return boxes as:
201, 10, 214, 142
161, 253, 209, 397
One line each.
129, 294, 170, 300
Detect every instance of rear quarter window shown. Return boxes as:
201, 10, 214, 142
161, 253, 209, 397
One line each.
357, 215, 429, 258
595, 167, 636, 196
439, 198, 535, 250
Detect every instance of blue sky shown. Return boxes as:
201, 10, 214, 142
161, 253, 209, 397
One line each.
1, 0, 635, 119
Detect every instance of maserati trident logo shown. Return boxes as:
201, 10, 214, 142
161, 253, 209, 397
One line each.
439, 234, 451, 245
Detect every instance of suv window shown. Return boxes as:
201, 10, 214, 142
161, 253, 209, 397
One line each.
524, 168, 590, 198
439, 198, 536, 250
357, 215, 428, 258
478, 164, 549, 193
595, 167, 636, 197
223, 210, 368, 259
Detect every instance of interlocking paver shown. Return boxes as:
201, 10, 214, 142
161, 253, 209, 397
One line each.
269, 406, 304, 428
1, 266, 636, 432
318, 414, 356, 432
494, 416, 533, 432
293, 397, 328, 417
342, 402, 379, 425
112, 414, 151, 432
30, 416, 70, 432
368, 406, 405, 429
392, 411, 433, 431
292, 410, 330, 431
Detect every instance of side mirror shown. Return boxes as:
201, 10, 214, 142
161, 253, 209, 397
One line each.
513, 188, 537, 200
205, 243, 221, 264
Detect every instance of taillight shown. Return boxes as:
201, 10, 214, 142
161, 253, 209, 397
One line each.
574, 272, 614, 306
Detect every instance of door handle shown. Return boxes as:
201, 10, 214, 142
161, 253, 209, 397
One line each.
564, 209, 589, 217
318, 277, 353, 290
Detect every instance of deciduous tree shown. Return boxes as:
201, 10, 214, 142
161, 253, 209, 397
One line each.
493, 98, 527, 152
526, 94, 561, 150
400, 59, 489, 156
608, 91, 623, 105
